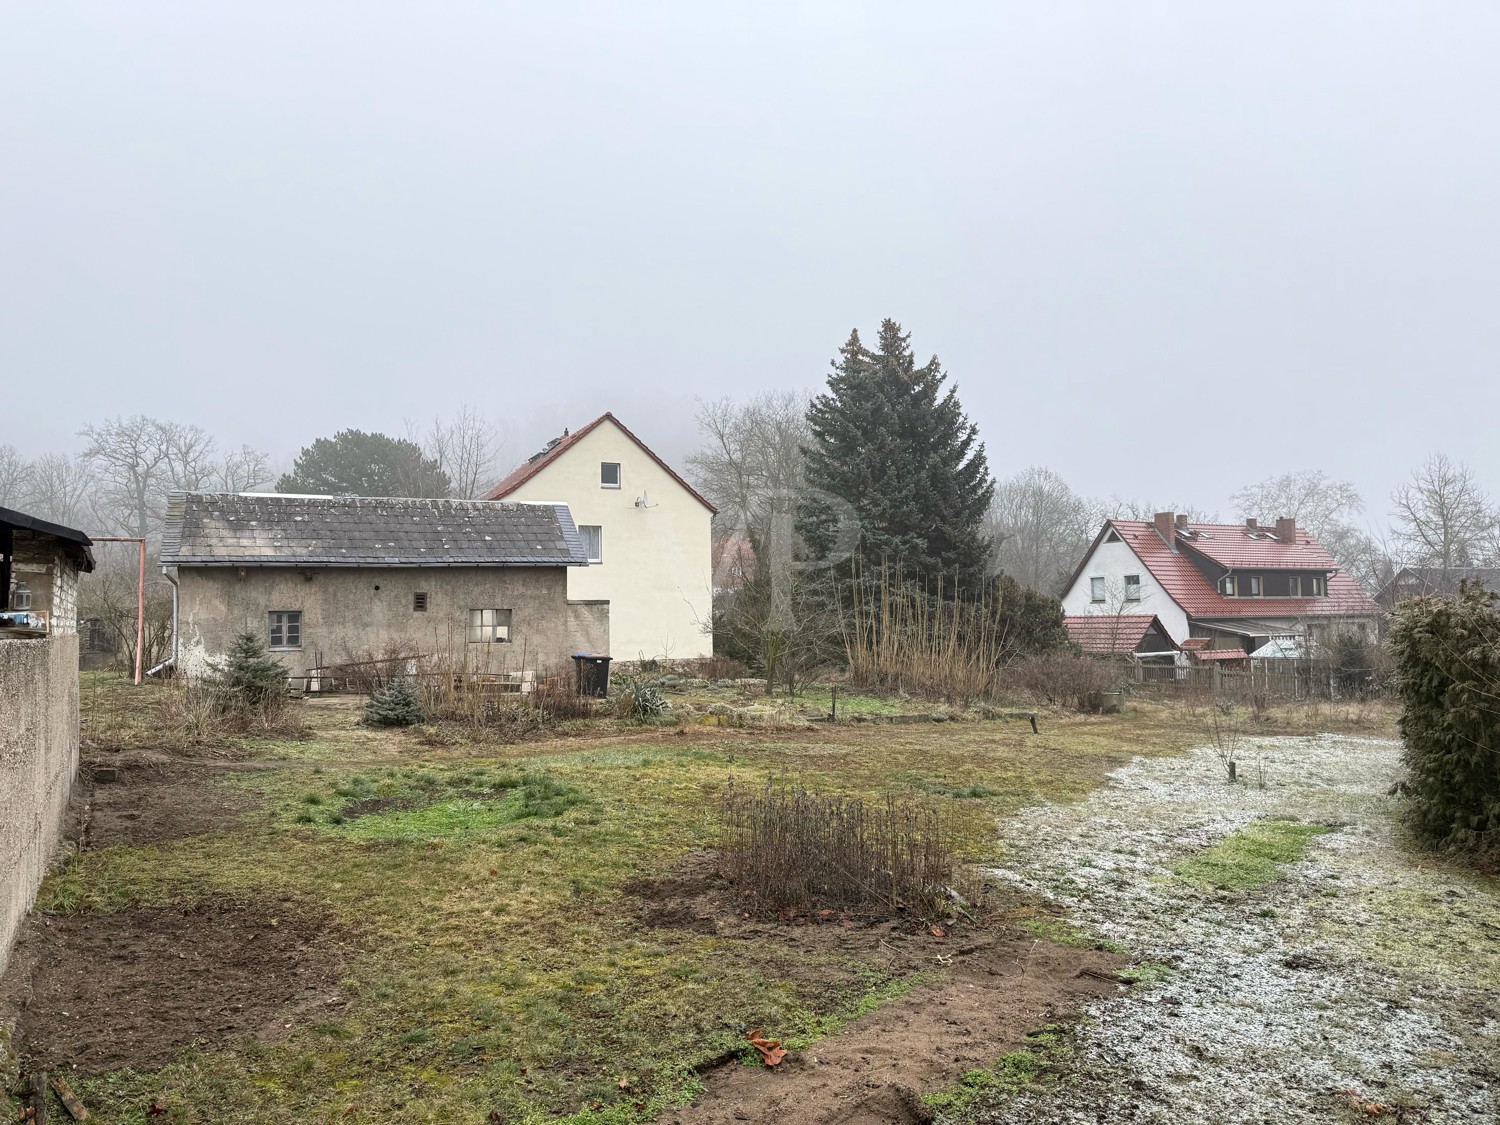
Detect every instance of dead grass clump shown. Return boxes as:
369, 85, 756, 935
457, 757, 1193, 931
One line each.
720, 782, 963, 919
532, 673, 595, 721
687, 654, 751, 681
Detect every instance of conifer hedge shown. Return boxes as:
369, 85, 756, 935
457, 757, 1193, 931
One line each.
1388, 585, 1500, 860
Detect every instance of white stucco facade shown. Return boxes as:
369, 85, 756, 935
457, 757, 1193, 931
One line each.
1060, 536, 1191, 643
499, 419, 714, 660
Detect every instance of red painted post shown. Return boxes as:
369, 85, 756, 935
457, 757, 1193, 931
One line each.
135, 538, 145, 685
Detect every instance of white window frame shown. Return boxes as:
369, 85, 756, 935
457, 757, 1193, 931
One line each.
1221, 576, 1237, 597
1123, 574, 1141, 602
600, 462, 621, 489
1247, 576, 1262, 597
467, 608, 512, 644
1311, 576, 1323, 597
580, 525, 603, 564
1090, 577, 1106, 603
269, 610, 302, 650
12, 583, 31, 610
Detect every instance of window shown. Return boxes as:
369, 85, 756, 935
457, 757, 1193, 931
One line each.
467, 608, 512, 643
269, 611, 302, 649
1311, 576, 1323, 597
12, 583, 31, 610
413, 592, 428, 612
1104, 529, 1122, 543
1220, 576, 1237, 597
601, 462, 621, 488
1247, 576, 1262, 597
1290, 575, 1325, 597
1090, 577, 1106, 603
580, 525, 603, 563
1124, 574, 1141, 602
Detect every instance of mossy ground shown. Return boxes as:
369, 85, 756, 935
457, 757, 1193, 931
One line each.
31, 677, 1203, 1124
1171, 820, 1330, 891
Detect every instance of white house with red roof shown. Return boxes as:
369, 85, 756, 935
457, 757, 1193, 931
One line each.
485, 413, 715, 661
1060, 512, 1381, 655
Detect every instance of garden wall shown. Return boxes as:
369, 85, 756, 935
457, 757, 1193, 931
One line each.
0, 635, 79, 980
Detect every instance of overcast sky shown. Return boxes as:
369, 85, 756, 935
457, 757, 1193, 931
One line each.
4, 3, 1498, 527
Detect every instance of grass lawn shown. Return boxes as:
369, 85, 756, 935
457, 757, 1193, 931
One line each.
15, 676, 1382, 1124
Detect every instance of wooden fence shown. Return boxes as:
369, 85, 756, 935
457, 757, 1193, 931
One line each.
1132, 660, 1379, 701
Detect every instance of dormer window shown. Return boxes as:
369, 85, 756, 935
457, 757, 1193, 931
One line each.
1247, 576, 1262, 597
1221, 576, 1237, 597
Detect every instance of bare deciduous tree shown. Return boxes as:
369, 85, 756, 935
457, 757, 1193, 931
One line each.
986, 466, 1100, 594
685, 391, 811, 538
23, 454, 96, 528
212, 445, 273, 493
1104, 497, 1220, 523
0, 444, 31, 508
1232, 469, 1393, 593
421, 405, 505, 499
1391, 453, 1499, 568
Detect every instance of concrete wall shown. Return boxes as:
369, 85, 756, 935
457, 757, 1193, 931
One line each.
1061, 534, 1191, 643
0, 635, 79, 980
504, 420, 714, 660
175, 565, 606, 678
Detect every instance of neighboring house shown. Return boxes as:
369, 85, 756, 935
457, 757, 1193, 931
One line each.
485, 413, 715, 661
2, 507, 92, 978
1376, 566, 1500, 609
1061, 512, 1381, 654
1064, 613, 1178, 661
712, 532, 755, 597
160, 493, 607, 681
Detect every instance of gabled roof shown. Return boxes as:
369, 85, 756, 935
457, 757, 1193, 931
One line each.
484, 412, 717, 513
1071, 519, 1380, 620
160, 493, 588, 567
1064, 614, 1176, 656
0, 505, 95, 572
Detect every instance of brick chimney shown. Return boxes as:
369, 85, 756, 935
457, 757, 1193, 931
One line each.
1245, 517, 1258, 531
1275, 517, 1296, 542
1176, 514, 1189, 530
1154, 512, 1177, 549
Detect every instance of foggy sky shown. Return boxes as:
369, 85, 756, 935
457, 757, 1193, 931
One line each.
4, 3, 1498, 528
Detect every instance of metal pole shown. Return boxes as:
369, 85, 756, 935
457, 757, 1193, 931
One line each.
135, 539, 145, 685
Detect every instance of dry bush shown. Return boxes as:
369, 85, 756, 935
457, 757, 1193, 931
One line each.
720, 782, 963, 919
687, 654, 751, 681
330, 641, 427, 694
1007, 652, 1121, 712
531, 673, 595, 721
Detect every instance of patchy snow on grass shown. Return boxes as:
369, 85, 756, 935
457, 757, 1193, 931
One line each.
989, 735, 1500, 1123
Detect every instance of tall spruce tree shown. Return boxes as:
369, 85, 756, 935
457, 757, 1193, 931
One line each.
804, 320, 995, 590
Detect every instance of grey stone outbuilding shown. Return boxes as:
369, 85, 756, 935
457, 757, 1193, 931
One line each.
160, 492, 609, 681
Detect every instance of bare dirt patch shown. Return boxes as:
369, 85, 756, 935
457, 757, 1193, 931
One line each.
2, 899, 350, 1074
79, 754, 260, 848
626, 852, 1127, 1124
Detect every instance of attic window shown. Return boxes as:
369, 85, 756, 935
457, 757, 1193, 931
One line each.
601, 462, 621, 489
1104, 529, 1122, 543
413, 592, 429, 612
1124, 575, 1141, 601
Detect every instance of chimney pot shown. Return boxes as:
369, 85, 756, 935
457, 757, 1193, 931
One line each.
1275, 517, 1296, 541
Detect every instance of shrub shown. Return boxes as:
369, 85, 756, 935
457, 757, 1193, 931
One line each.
1008, 652, 1121, 712
365, 678, 426, 727
614, 675, 669, 721
1388, 586, 1500, 860
531, 674, 595, 721
216, 631, 287, 709
720, 783, 961, 919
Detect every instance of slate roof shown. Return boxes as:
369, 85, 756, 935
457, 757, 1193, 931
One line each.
485, 412, 717, 513
160, 493, 588, 567
1064, 614, 1173, 655
1088, 519, 1380, 620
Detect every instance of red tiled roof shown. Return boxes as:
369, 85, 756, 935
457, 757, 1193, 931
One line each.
484, 413, 716, 513
1194, 647, 1249, 662
1064, 614, 1171, 655
1102, 520, 1380, 620
1179, 637, 1212, 651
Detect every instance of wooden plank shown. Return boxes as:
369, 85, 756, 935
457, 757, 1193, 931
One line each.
29, 1071, 47, 1124
50, 1076, 89, 1121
